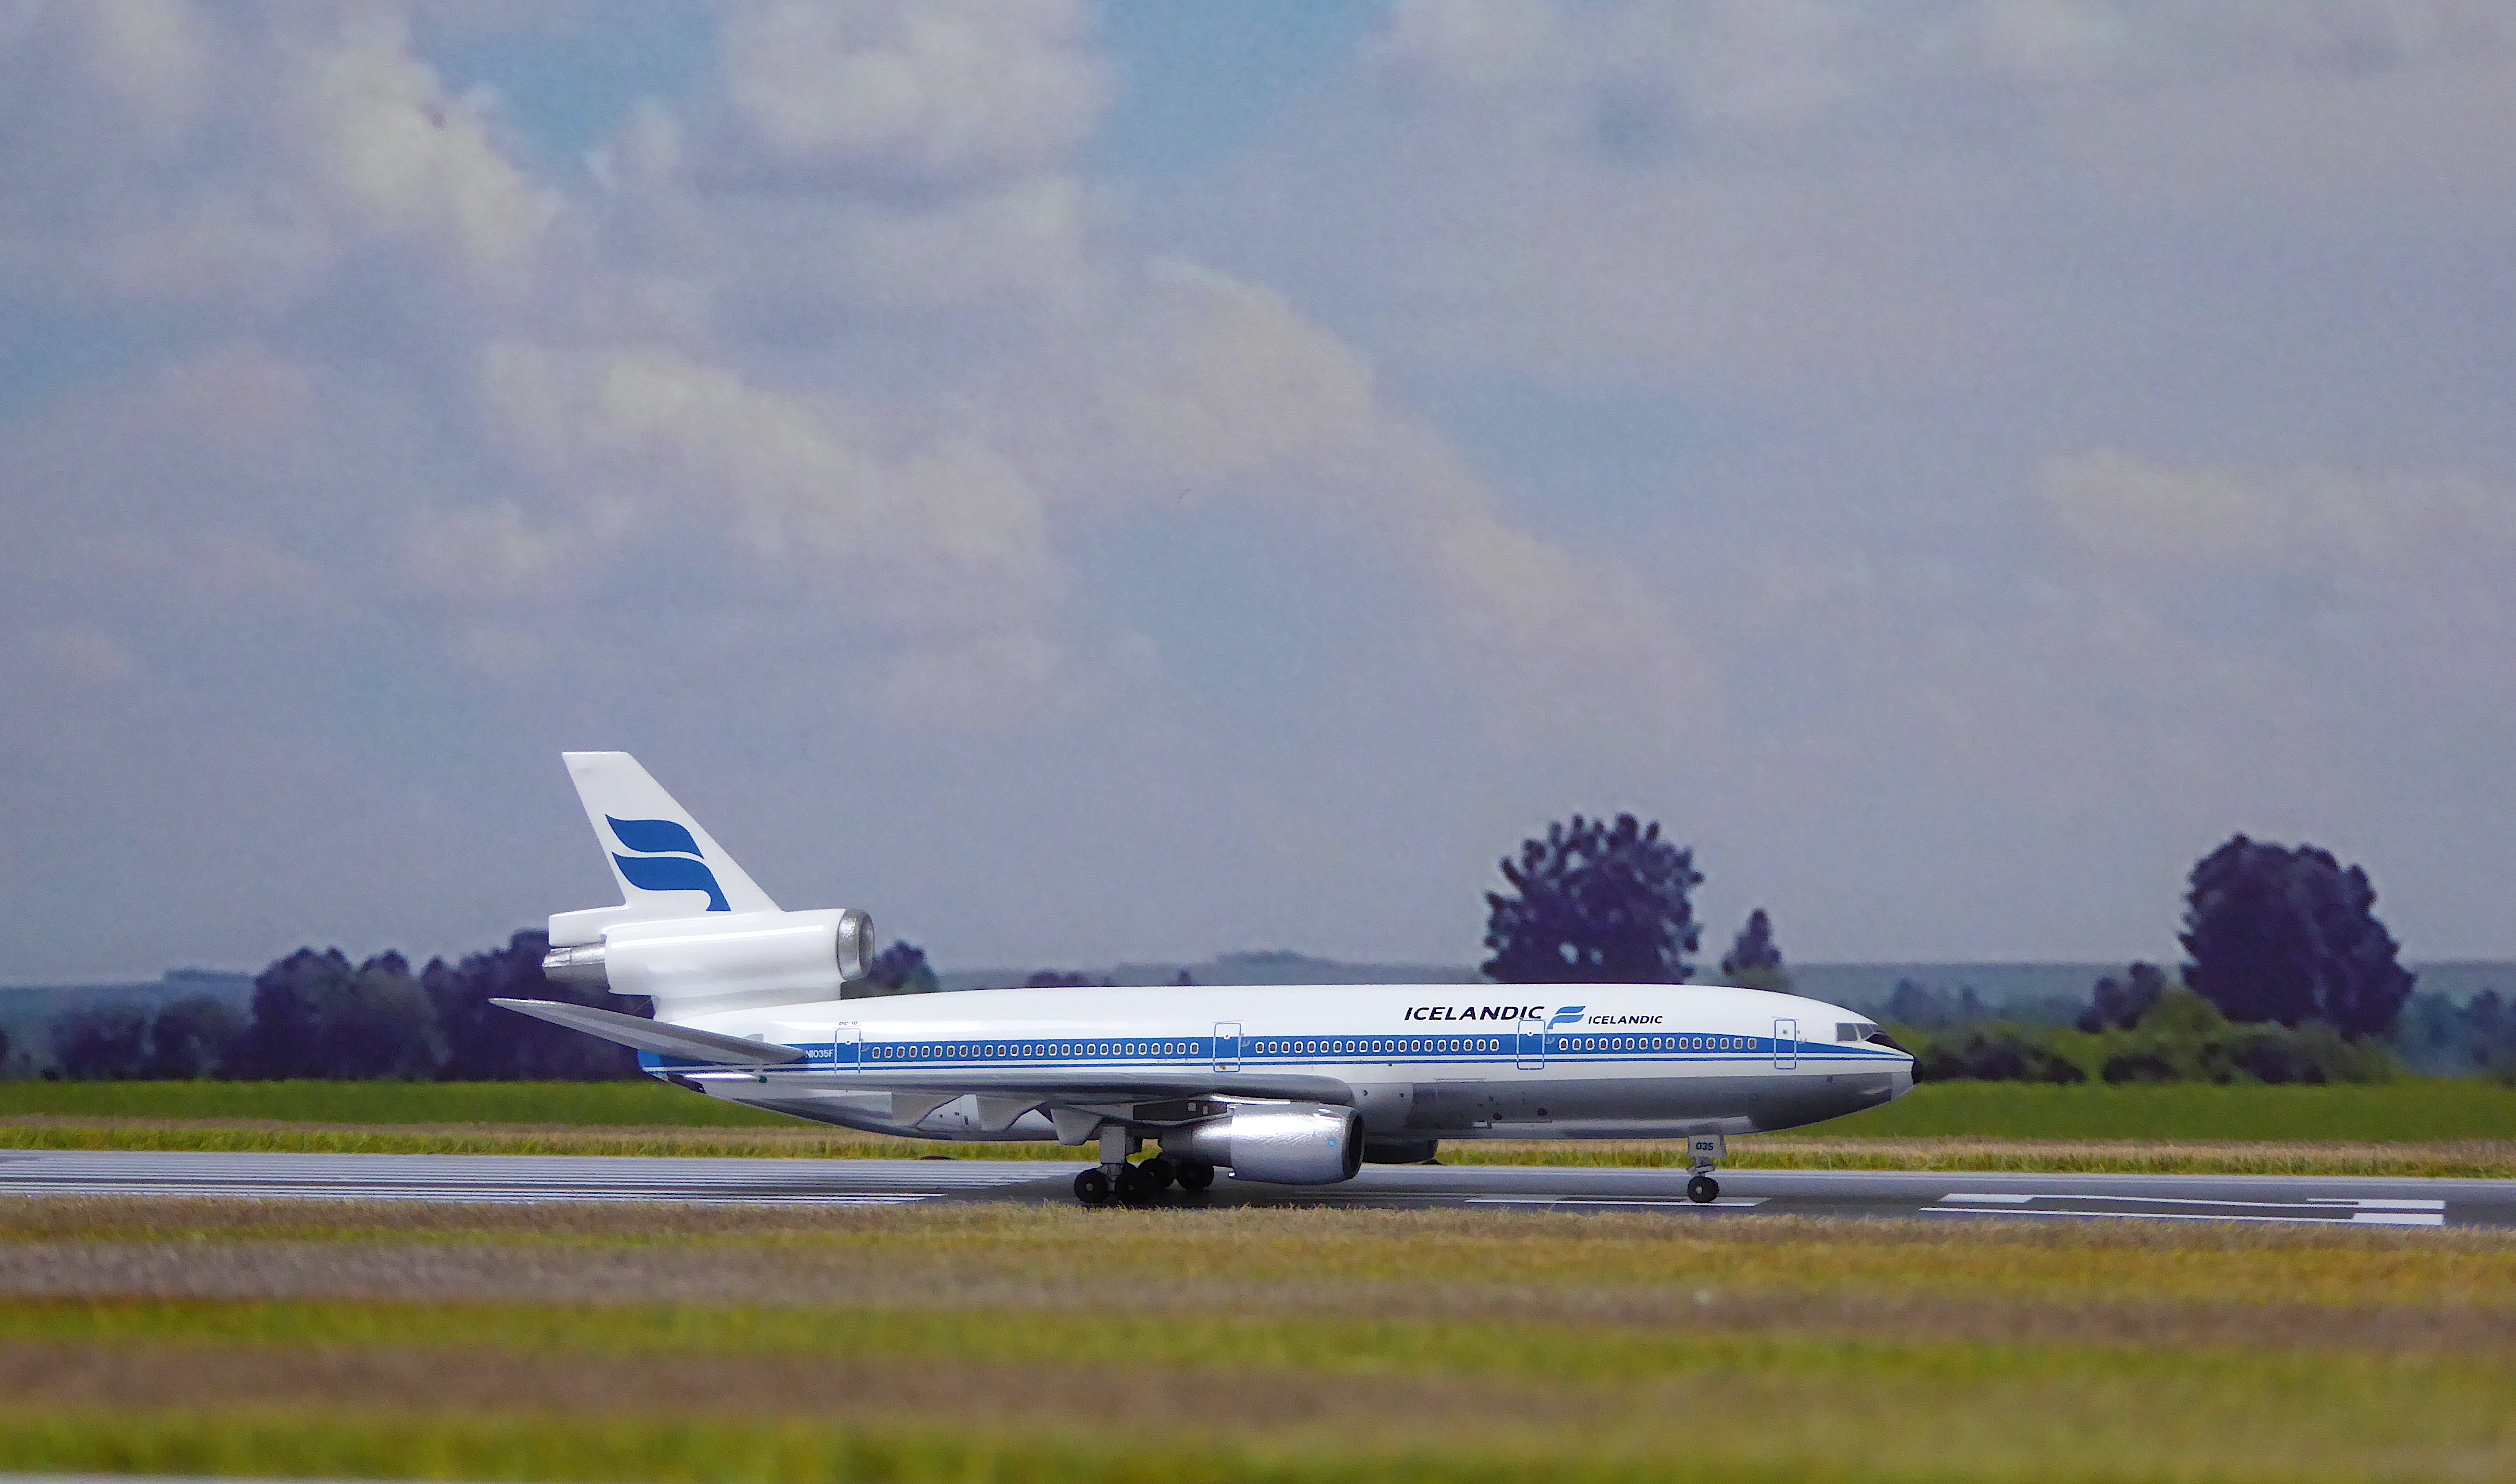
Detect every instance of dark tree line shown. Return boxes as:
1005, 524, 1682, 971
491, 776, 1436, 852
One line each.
1477, 813, 2442, 1085
45, 930, 646, 1081
1882, 833, 2423, 1084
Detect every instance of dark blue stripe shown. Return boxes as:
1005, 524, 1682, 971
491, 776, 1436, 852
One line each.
640, 1031, 1900, 1073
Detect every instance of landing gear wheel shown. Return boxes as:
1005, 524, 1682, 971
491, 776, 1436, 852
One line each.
1175, 1159, 1216, 1193
1112, 1162, 1146, 1201
1137, 1157, 1177, 1192
1686, 1173, 1720, 1205
1073, 1168, 1113, 1206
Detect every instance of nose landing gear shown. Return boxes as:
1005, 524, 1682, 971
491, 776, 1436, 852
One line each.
1685, 1131, 1726, 1204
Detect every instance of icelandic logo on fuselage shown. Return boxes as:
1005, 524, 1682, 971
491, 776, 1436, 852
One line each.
607, 815, 729, 912
1547, 1005, 1587, 1029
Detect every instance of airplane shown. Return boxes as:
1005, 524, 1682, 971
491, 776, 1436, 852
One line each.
497, 752, 1916, 1205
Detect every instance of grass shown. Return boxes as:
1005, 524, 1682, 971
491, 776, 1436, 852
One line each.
1808, 1079, 2516, 1142
0, 1079, 789, 1126
0, 1200, 2511, 1482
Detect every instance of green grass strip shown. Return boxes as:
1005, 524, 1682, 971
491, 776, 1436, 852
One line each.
7, 1296, 2508, 1393
0, 1081, 789, 1126
0, 1407, 1958, 1484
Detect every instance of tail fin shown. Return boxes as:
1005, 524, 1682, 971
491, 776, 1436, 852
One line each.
560, 752, 779, 923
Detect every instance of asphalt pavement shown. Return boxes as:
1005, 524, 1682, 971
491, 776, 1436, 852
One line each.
4, 1148, 2510, 1227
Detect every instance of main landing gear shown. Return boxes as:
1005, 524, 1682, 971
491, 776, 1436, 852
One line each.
1070, 1128, 1217, 1205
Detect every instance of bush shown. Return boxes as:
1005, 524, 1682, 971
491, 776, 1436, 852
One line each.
1903, 988, 2400, 1086
1914, 1024, 2088, 1084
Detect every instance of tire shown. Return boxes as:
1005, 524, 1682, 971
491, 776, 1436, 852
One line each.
1687, 1173, 1719, 1205
1175, 1159, 1216, 1192
1137, 1156, 1177, 1192
1112, 1163, 1145, 1201
1073, 1168, 1113, 1206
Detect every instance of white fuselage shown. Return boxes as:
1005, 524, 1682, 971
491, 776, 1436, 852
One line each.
649, 982, 1914, 1147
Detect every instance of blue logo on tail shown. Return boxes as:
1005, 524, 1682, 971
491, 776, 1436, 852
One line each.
608, 815, 729, 912
1547, 1005, 1587, 1028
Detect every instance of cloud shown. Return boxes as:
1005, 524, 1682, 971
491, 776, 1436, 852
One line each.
2045, 450, 2516, 579
0, 2, 558, 306
461, 339, 1068, 703
715, 0, 1107, 186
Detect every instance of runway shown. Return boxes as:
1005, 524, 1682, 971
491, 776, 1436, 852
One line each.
5, 1148, 2512, 1227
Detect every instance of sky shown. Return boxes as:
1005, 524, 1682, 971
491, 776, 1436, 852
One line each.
3, 1, 2511, 983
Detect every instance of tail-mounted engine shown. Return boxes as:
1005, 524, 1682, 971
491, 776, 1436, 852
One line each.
543, 907, 874, 1002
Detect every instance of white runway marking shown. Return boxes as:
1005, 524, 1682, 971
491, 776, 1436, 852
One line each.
1931, 1192, 2446, 1227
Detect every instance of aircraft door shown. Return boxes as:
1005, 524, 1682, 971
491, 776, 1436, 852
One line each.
1518, 1010, 1547, 1070
830, 1024, 860, 1070
1214, 1022, 1242, 1073
1772, 1017, 1799, 1071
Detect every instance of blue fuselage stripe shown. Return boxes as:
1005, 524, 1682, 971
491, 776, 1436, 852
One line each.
641, 1032, 1902, 1072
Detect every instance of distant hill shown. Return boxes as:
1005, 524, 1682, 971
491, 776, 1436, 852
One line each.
937, 956, 2515, 1009
0, 970, 254, 1074
938, 950, 1484, 993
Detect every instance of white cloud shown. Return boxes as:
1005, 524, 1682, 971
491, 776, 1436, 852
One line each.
716, 0, 1107, 186
0, 2, 558, 306
2046, 450, 2516, 578
1056, 262, 1379, 497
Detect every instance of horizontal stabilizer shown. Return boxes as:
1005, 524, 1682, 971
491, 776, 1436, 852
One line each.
490, 998, 804, 1066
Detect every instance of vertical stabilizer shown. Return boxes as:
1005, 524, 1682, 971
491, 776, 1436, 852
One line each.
560, 752, 780, 923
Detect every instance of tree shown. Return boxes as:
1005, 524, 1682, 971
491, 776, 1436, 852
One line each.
1482, 814, 1702, 985
1717, 909, 1792, 994
232, 948, 344, 1078
309, 951, 441, 1079
233, 947, 442, 1079
145, 995, 244, 1078
2181, 835, 2415, 1037
51, 1002, 151, 1080
424, 929, 643, 1081
2076, 962, 2169, 1033
854, 941, 939, 997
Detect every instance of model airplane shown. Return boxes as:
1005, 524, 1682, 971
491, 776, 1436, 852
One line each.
499, 753, 1915, 1204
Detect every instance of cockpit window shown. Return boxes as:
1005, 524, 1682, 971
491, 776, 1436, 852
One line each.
1838, 1022, 1884, 1042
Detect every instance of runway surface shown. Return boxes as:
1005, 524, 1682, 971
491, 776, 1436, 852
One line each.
5, 1148, 2512, 1227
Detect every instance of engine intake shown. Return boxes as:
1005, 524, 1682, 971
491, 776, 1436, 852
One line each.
1166, 1103, 1363, 1185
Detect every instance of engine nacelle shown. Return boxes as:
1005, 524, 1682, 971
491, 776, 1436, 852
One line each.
543, 907, 875, 1002
1167, 1103, 1363, 1185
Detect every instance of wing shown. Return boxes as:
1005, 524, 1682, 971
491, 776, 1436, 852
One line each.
491, 998, 805, 1066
